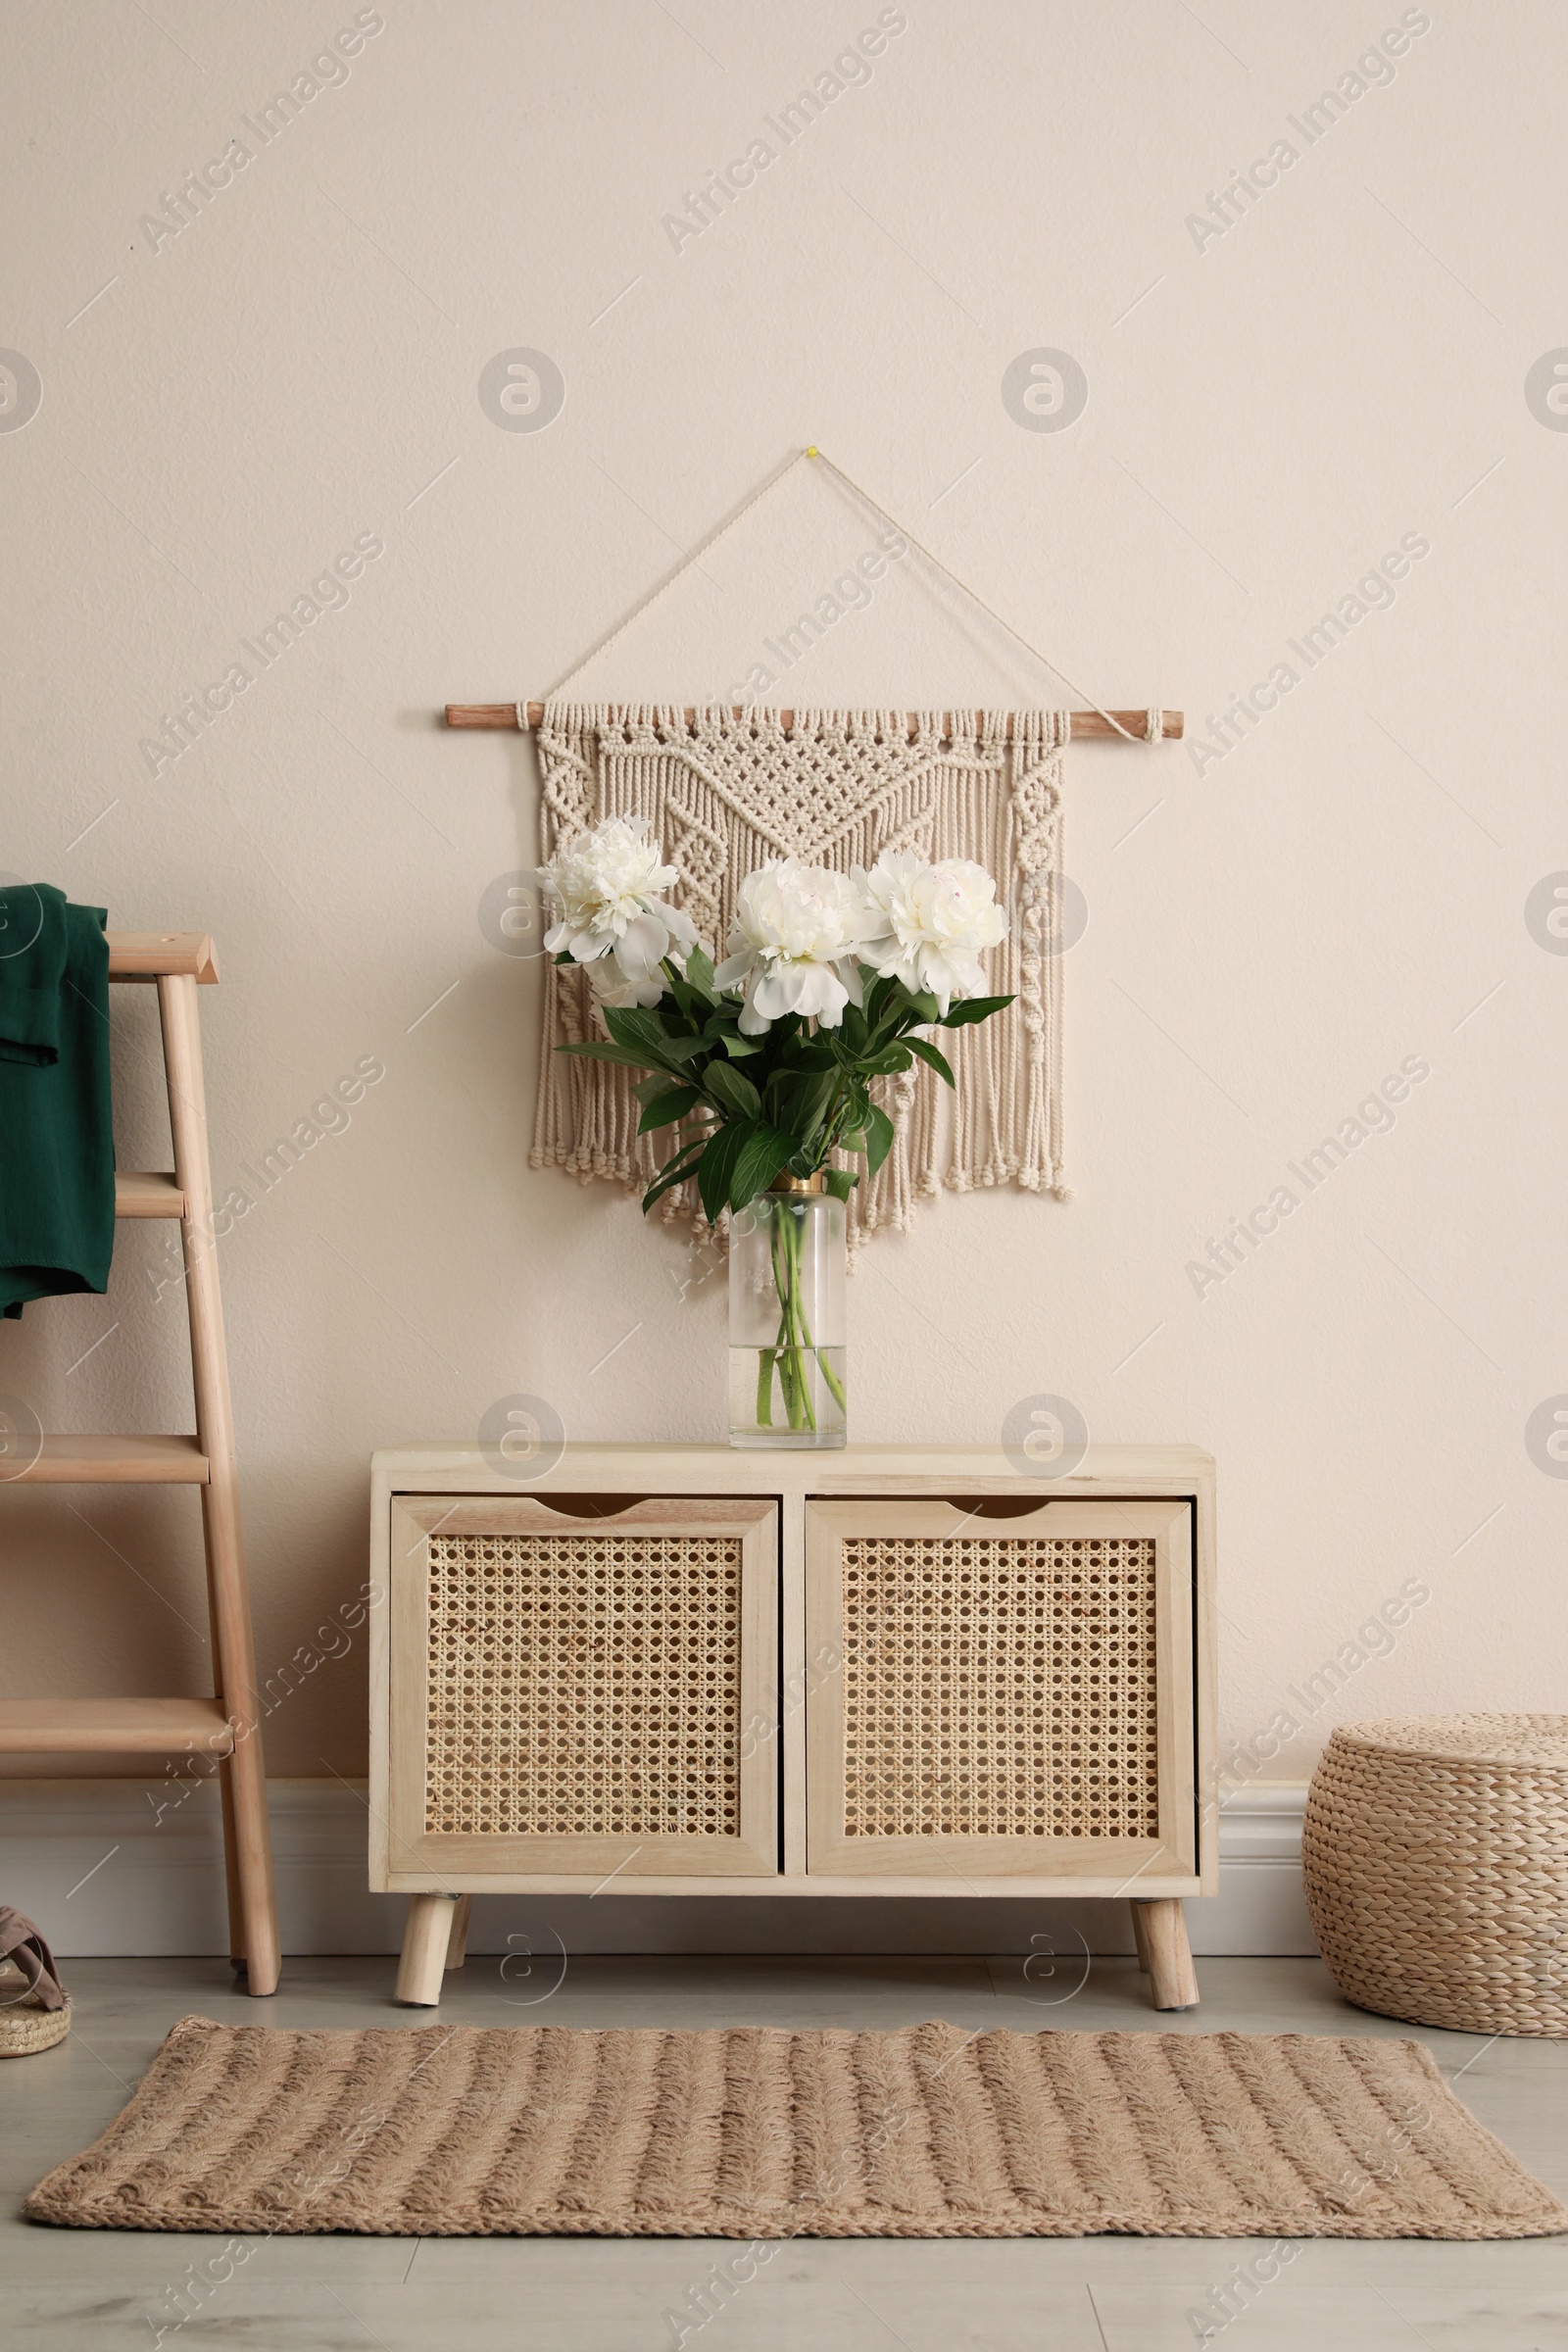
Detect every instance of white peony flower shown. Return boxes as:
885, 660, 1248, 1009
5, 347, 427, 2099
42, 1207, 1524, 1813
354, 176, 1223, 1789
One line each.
586, 956, 666, 1011
537, 815, 697, 992
858, 850, 1006, 1015
713, 859, 871, 1036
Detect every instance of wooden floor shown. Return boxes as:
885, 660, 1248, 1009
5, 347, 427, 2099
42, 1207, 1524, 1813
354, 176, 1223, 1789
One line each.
3, 1955, 1565, 2349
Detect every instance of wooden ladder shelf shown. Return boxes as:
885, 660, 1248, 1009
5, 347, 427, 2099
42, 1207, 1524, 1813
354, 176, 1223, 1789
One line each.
0, 930, 280, 1992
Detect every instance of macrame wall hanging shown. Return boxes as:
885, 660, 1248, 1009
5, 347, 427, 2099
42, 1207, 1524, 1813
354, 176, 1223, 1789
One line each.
535, 702, 1069, 1244
445, 448, 1181, 1250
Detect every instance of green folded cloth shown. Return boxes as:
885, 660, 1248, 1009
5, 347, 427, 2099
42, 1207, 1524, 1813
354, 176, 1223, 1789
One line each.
0, 883, 116, 1319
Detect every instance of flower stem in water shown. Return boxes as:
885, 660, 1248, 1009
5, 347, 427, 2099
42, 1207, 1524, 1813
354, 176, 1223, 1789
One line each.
769, 1200, 817, 1432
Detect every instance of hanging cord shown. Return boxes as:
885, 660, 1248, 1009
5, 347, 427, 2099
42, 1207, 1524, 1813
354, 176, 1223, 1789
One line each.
543, 448, 812, 707
806, 447, 1151, 744
541, 442, 1159, 743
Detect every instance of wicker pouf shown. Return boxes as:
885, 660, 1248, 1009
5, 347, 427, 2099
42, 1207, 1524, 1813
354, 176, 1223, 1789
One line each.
1303, 1714, 1568, 2036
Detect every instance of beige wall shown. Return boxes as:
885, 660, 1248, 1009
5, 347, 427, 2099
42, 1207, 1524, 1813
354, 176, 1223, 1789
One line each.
2, 0, 1561, 1795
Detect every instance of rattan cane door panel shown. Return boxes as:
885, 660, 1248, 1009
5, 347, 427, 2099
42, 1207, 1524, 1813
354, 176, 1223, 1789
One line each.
805, 1498, 1195, 1877
390, 1495, 778, 1875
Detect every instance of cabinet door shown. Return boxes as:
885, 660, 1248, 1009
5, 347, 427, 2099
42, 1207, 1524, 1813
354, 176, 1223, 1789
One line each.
805, 1498, 1195, 1879
390, 1494, 778, 1876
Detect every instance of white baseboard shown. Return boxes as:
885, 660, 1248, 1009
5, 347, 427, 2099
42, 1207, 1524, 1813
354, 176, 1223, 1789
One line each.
0, 1779, 1316, 1959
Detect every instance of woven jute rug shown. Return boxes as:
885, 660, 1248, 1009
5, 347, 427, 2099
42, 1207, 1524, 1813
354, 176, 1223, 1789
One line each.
25, 2016, 1566, 2238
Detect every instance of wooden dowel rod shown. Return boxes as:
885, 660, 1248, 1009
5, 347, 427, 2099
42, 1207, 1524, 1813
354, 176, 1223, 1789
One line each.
444, 702, 1183, 741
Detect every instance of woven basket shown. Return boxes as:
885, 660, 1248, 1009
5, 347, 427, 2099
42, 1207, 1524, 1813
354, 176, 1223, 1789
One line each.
1303, 1714, 1568, 2036
0, 1962, 71, 2057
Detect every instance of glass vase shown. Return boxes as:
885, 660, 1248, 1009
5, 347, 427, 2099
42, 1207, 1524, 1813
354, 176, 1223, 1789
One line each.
728, 1178, 847, 1447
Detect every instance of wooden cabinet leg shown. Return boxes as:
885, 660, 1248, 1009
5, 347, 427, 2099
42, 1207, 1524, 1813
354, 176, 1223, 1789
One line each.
1130, 1898, 1152, 1974
1135, 1898, 1199, 2010
396, 1895, 457, 2006
445, 1894, 473, 1972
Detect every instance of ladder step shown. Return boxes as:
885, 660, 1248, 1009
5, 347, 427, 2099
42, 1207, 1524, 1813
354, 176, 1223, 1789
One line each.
106, 931, 220, 985
14, 1436, 210, 1485
0, 1697, 233, 1755
116, 1171, 186, 1218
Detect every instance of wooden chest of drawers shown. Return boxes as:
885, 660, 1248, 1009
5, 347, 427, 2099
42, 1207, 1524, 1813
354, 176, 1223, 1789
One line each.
369, 1444, 1216, 2007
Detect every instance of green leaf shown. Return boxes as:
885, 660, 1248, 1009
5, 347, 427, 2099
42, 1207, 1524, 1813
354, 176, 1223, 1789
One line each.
602, 1006, 671, 1055
730, 1125, 800, 1210
653, 1131, 709, 1181
640, 1133, 710, 1214
767, 1069, 837, 1142
656, 1033, 711, 1063
940, 993, 1014, 1028
664, 956, 715, 1012
721, 1031, 762, 1057
706, 1060, 760, 1120
662, 969, 707, 1021
821, 1165, 858, 1201
697, 1119, 757, 1222
905, 1035, 956, 1088
637, 1085, 702, 1134
643, 1160, 701, 1214
863, 1103, 896, 1173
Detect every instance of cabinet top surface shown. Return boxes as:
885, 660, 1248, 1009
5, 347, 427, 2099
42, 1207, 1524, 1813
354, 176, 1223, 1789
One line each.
371, 1441, 1214, 1491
